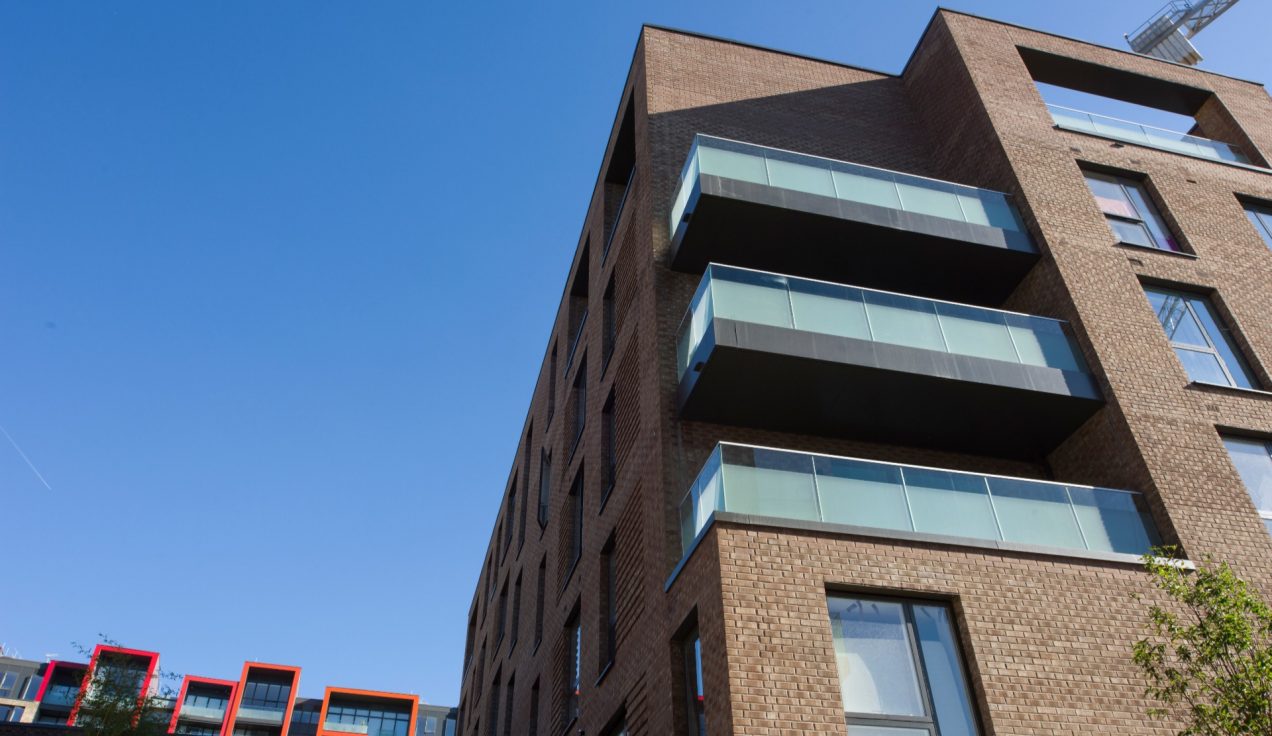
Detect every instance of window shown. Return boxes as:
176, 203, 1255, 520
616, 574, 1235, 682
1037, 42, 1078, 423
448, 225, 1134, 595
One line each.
602, 717, 628, 736
501, 677, 514, 736
827, 595, 979, 735
325, 704, 412, 736
1244, 201, 1272, 251
518, 426, 532, 552
511, 573, 522, 649
601, 392, 616, 506
564, 613, 582, 729
602, 277, 616, 370
497, 580, 509, 645
1223, 435, 1272, 534
422, 716, 438, 735
567, 469, 585, 575
1084, 171, 1179, 252
502, 484, 515, 560
538, 451, 552, 528
1144, 286, 1257, 389
465, 612, 477, 668
486, 672, 501, 736
682, 629, 706, 736
0, 672, 17, 698
570, 359, 587, 455
528, 680, 539, 736
443, 716, 456, 736
599, 536, 618, 670
485, 553, 495, 602
0, 705, 25, 723
534, 557, 546, 649
548, 343, 558, 421
240, 679, 291, 710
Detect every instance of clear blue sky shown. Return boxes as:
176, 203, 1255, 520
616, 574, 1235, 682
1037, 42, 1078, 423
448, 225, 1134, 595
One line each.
3, 0, 1269, 706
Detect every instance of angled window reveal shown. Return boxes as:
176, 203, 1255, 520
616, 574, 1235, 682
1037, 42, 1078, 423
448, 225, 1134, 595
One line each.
1243, 201, 1272, 251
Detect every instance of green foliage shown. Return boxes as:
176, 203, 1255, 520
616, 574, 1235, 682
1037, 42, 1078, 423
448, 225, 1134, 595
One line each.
71, 636, 177, 736
1135, 549, 1272, 735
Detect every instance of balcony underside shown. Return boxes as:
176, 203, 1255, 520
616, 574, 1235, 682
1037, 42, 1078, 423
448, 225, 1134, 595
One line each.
679, 319, 1103, 457
670, 175, 1039, 305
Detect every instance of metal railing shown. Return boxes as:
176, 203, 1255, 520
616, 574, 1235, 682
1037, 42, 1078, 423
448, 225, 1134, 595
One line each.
1047, 103, 1249, 164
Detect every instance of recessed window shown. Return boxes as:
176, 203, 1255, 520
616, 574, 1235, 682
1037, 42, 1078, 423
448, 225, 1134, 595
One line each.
518, 425, 532, 551
682, 629, 707, 736
602, 277, 616, 371
534, 557, 546, 649
599, 535, 618, 670
500, 676, 514, 736
527, 680, 539, 736
570, 358, 587, 456
510, 572, 522, 649
502, 484, 515, 560
496, 580, 508, 645
1144, 286, 1257, 389
1222, 435, 1272, 534
828, 594, 979, 735
422, 716, 437, 735
1084, 172, 1179, 252
568, 470, 585, 573
537, 450, 552, 528
601, 392, 616, 507
486, 671, 500, 736
1243, 201, 1272, 251
547, 343, 558, 421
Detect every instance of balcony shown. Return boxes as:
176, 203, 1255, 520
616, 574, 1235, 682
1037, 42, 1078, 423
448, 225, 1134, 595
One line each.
179, 705, 227, 724
667, 135, 1037, 304
235, 705, 286, 726
1047, 104, 1252, 165
677, 265, 1102, 456
679, 444, 1162, 560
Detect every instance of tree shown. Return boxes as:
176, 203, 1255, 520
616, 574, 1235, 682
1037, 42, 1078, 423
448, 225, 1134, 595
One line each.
1134, 550, 1272, 735
70, 637, 178, 736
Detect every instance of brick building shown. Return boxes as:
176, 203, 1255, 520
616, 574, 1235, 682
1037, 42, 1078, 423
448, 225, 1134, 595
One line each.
457, 9, 1272, 734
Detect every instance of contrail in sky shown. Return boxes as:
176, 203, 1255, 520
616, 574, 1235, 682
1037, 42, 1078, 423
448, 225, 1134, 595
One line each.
0, 424, 52, 490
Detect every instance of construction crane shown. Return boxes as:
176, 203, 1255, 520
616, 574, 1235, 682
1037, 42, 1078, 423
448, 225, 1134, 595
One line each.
1126, 0, 1240, 66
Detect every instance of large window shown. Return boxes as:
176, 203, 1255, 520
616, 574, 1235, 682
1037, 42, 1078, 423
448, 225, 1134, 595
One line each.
827, 595, 979, 735
1084, 172, 1179, 252
1223, 435, 1272, 534
0, 705, 25, 723
682, 629, 706, 736
564, 614, 582, 729
240, 680, 291, 710
1244, 201, 1272, 251
1144, 286, 1257, 389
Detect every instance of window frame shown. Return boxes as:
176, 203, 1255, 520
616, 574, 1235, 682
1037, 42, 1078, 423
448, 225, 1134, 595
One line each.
682, 627, 707, 736
1144, 285, 1258, 390
1221, 434, 1272, 533
827, 593, 981, 735
1083, 170, 1180, 253
537, 450, 552, 529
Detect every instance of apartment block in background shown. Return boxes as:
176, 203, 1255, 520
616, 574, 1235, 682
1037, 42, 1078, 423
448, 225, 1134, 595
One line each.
457, 8, 1272, 735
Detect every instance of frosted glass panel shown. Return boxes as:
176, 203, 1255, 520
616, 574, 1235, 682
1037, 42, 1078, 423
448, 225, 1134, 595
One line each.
814, 457, 910, 531
789, 281, 871, 340
988, 477, 1085, 549
720, 448, 819, 522
698, 146, 767, 184
827, 598, 924, 717
766, 158, 836, 197
903, 468, 999, 540
1223, 437, 1272, 515
864, 291, 946, 351
1006, 316, 1083, 371
1068, 487, 1158, 554
710, 276, 792, 328
832, 169, 901, 209
936, 303, 1017, 363
896, 181, 963, 220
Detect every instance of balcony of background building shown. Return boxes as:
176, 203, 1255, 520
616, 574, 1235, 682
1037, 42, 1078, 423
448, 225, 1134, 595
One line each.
41, 686, 78, 709
667, 135, 1037, 305
677, 265, 1101, 457
678, 444, 1162, 563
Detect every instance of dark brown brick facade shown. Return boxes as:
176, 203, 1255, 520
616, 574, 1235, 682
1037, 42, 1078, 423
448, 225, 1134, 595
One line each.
458, 10, 1272, 735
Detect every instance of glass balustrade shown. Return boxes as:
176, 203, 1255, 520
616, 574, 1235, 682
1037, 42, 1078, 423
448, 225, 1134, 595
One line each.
679, 444, 1161, 557
235, 706, 285, 725
1047, 104, 1250, 164
670, 135, 1027, 239
677, 264, 1088, 380
180, 705, 227, 722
